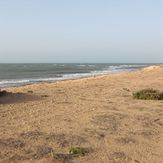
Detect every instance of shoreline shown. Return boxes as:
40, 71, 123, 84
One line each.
1, 68, 144, 90
0, 63, 155, 89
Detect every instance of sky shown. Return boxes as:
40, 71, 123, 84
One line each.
0, 0, 163, 63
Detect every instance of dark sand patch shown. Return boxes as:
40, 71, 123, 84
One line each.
109, 151, 131, 163
0, 92, 41, 104
0, 131, 89, 163
46, 133, 87, 147
92, 113, 128, 134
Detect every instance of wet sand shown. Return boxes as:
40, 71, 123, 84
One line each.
0, 66, 163, 163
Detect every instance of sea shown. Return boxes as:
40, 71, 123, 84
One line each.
0, 63, 155, 88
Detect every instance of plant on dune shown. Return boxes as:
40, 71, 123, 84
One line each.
133, 88, 163, 100
69, 147, 88, 156
0, 90, 7, 97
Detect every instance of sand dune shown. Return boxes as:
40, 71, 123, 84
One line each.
0, 67, 163, 163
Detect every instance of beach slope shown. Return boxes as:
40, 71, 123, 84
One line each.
0, 66, 163, 163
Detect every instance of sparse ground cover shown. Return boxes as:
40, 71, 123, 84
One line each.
0, 67, 163, 162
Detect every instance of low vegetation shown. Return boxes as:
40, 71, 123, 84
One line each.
133, 88, 163, 100
69, 147, 88, 156
27, 90, 33, 93
0, 90, 7, 97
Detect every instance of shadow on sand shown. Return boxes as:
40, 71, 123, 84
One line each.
0, 91, 42, 104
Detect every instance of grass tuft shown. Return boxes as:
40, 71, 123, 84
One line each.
69, 147, 88, 156
133, 88, 163, 100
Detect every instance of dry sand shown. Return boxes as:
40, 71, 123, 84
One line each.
0, 66, 163, 163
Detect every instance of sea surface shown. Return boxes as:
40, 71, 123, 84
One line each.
0, 63, 152, 88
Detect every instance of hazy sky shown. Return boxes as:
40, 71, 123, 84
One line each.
0, 0, 163, 63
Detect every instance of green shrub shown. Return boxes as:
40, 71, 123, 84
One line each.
0, 90, 7, 97
133, 88, 162, 100
69, 147, 88, 156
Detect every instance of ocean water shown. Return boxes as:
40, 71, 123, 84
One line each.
0, 63, 149, 88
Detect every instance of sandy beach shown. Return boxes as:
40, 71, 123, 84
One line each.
0, 66, 163, 163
